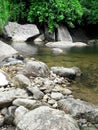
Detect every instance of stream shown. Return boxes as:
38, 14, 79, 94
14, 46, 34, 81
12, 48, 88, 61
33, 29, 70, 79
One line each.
11, 41, 98, 104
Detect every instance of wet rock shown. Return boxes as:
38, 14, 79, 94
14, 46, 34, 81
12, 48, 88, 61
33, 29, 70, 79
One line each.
0, 88, 28, 108
51, 66, 82, 79
58, 98, 95, 117
14, 106, 28, 125
57, 25, 73, 42
22, 61, 49, 77
4, 22, 40, 42
16, 106, 80, 130
34, 34, 45, 42
27, 86, 44, 100
13, 98, 42, 110
13, 74, 31, 88
0, 69, 10, 87
51, 92, 64, 100
0, 40, 17, 62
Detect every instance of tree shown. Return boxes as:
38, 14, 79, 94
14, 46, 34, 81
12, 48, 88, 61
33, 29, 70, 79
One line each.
79, 0, 98, 24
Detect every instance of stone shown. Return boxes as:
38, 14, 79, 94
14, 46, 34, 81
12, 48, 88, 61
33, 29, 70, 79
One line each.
51, 66, 82, 78
0, 69, 10, 87
52, 48, 64, 55
0, 40, 17, 62
0, 88, 28, 108
51, 92, 64, 100
4, 106, 17, 125
27, 86, 44, 100
46, 41, 87, 48
14, 106, 28, 125
57, 25, 73, 42
34, 34, 45, 42
85, 108, 98, 124
22, 61, 49, 77
58, 98, 96, 117
16, 106, 80, 130
4, 22, 40, 42
0, 114, 4, 127
13, 98, 42, 109
13, 74, 31, 88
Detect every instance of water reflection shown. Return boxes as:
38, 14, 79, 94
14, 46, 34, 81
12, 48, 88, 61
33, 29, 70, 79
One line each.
11, 42, 38, 56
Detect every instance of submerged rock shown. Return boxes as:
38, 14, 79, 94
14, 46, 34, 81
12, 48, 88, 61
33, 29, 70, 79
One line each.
16, 106, 80, 130
4, 22, 40, 42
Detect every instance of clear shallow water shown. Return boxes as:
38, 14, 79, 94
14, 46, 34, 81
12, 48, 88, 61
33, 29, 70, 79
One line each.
9, 41, 98, 104
34, 45, 98, 104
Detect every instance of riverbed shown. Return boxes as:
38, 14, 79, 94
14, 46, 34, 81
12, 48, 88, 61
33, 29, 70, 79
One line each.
11, 41, 98, 104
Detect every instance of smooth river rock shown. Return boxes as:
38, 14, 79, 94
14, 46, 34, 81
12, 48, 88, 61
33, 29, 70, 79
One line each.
46, 41, 87, 48
51, 66, 82, 78
22, 61, 49, 77
4, 22, 40, 42
0, 40, 17, 62
16, 106, 80, 130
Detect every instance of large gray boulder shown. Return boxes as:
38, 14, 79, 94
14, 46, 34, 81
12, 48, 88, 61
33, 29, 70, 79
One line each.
46, 41, 87, 48
0, 40, 17, 62
16, 106, 80, 130
4, 22, 40, 42
57, 25, 73, 42
22, 61, 49, 77
58, 98, 96, 117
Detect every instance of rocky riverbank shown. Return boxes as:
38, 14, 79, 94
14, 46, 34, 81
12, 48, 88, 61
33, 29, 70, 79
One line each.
0, 40, 98, 130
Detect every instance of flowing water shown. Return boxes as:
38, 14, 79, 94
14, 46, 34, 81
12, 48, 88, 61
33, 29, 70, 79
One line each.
10, 42, 98, 104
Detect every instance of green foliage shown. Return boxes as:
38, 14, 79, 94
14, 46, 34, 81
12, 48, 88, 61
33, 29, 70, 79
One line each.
80, 0, 98, 24
28, 0, 83, 32
9, 0, 27, 22
0, 0, 10, 34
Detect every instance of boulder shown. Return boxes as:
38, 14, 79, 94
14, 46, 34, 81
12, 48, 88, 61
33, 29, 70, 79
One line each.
46, 41, 87, 48
13, 74, 31, 88
4, 22, 40, 42
16, 106, 80, 130
22, 61, 49, 77
0, 69, 10, 87
51, 66, 82, 79
57, 25, 73, 42
0, 40, 17, 62
58, 98, 96, 117
0, 88, 28, 108
50, 92, 64, 100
